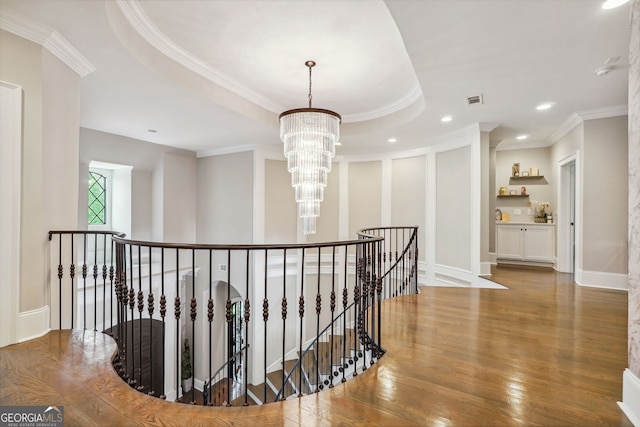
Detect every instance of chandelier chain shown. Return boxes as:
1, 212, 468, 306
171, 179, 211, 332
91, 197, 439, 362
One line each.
308, 63, 313, 108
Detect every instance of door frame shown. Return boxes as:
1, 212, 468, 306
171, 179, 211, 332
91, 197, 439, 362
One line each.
557, 152, 581, 274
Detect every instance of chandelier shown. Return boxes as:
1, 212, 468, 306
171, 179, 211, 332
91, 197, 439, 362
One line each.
280, 61, 341, 235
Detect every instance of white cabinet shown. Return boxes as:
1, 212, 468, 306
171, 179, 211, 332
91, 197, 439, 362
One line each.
496, 223, 554, 266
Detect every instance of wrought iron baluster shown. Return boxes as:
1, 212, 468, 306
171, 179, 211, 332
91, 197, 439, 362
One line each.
298, 247, 305, 397
159, 247, 166, 400
280, 248, 287, 400
148, 246, 154, 396
137, 245, 144, 391
174, 248, 180, 401
190, 248, 196, 404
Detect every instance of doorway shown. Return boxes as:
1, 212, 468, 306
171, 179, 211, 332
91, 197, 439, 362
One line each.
228, 300, 243, 380
559, 155, 578, 274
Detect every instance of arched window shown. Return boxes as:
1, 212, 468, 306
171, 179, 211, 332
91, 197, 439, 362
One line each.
88, 171, 107, 225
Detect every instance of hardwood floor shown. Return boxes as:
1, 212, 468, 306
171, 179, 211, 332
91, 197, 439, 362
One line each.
0, 266, 632, 426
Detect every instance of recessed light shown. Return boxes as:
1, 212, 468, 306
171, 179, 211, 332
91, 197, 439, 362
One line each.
441, 116, 453, 123
516, 135, 528, 140
147, 129, 157, 133
602, 0, 630, 9
388, 138, 397, 143
335, 142, 342, 146
536, 103, 554, 111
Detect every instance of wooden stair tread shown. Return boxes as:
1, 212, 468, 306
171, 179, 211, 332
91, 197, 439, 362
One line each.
248, 382, 276, 404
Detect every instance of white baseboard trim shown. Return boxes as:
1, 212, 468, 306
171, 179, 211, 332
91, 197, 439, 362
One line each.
429, 264, 506, 289
576, 269, 628, 291
417, 260, 427, 286
489, 252, 497, 265
18, 305, 50, 343
618, 369, 640, 426
432, 264, 473, 287
480, 261, 492, 276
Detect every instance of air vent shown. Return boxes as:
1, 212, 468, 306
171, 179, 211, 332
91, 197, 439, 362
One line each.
467, 94, 483, 105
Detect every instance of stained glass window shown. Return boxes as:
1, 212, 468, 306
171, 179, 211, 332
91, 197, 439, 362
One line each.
88, 171, 106, 225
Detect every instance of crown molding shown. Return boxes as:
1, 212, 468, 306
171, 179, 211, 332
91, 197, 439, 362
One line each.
197, 143, 281, 159
114, 0, 424, 126
342, 84, 423, 123
0, 6, 95, 77
549, 112, 582, 144
429, 123, 482, 153
576, 104, 628, 121
495, 139, 553, 152
479, 122, 500, 133
115, 0, 283, 114
549, 104, 628, 144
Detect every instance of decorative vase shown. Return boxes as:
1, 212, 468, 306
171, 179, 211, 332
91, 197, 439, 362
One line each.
182, 377, 193, 394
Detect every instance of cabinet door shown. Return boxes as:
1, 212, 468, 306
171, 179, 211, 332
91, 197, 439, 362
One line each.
523, 226, 553, 262
497, 225, 524, 260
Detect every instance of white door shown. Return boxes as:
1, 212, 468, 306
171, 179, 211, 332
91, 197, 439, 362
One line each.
569, 162, 576, 274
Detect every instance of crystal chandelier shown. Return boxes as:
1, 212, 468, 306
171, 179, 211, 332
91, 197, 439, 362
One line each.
280, 61, 341, 235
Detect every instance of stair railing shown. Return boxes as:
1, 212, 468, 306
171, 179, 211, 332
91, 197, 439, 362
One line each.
47, 226, 418, 405
274, 300, 358, 401
273, 226, 419, 402
202, 344, 249, 406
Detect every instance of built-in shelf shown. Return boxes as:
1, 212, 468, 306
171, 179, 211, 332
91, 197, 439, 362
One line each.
497, 194, 529, 198
510, 175, 544, 180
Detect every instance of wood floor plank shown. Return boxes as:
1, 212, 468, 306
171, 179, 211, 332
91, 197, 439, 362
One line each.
0, 266, 633, 426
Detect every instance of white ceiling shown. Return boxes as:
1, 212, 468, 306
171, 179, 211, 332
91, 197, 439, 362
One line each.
0, 0, 631, 155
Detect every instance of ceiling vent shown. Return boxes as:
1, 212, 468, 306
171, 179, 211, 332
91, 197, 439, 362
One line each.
467, 94, 483, 106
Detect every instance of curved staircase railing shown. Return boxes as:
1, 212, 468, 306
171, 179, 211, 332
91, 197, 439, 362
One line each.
48, 226, 418, 405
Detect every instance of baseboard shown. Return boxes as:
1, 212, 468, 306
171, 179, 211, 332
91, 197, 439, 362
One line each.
429, 264, 506, 289
480, 261, 492, 276
417, 260, 427, 286
489, 252, 497, 265
576, 269, 628, 291
618, 369, 640, 426
17, 305, 50, 343
432, 264, 473, 287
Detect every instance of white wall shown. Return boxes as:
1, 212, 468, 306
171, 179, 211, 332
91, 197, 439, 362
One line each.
163, 153, 197, 243
348, 161, 382, 238
435, 146, 471, 271
582, 116, 628, 275
264, 159, 297, 243
131, 170, 152, 240
0, 82, 22, 347
152, 158, 164, 241
112, 168, 132, 238
196, 151, 253, 244
0, 29, 81, 343
550, 115, 628, 288
391, 156, 426, 257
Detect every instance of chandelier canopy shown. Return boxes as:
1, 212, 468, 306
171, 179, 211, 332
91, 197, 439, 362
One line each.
279, 61, 341, 235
